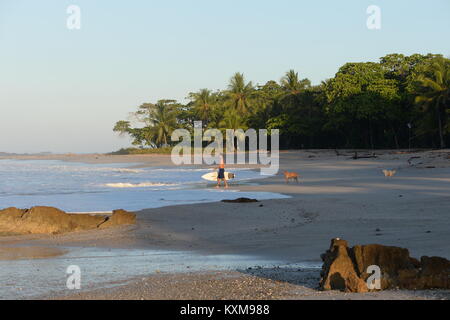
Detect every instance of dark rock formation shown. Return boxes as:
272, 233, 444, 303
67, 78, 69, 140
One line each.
221, 198, 259, 203
351, 243, 420, 289
320, 238, 450, 292
0, 206, 136, 235
320, 238, 368, 293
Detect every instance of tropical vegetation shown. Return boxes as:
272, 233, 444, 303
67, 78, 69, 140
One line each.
113, 53, 450, 151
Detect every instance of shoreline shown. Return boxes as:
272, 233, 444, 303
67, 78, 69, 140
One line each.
1, 150, 450, 299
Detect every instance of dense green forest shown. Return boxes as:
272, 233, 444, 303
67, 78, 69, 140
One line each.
114, 53, 450, 151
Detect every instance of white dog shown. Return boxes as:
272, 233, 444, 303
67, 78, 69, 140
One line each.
382, 169, 396, 177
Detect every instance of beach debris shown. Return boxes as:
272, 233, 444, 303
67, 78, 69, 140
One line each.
351, 151, 377, 160
407, 156, 421, 166
221, 198, 259, 203
382, 169, 396, 177
0, 206, 135, 235
320, 238, 450, 292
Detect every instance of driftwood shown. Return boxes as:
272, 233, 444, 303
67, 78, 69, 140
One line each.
407, 156, 421, 165
351, 151, 377, 160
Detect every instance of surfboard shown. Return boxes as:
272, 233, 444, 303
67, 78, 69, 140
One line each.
201, 171, 235, 181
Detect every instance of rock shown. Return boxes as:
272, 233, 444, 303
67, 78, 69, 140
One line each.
0, 206, 136, 235
221, 198, 259, 203
99, 209, 136, 228
320, 238, 450, 292
351, 244, 418, 289
320, 238, 368, 293
0, 207, 25, 222
415, 256, 450, 289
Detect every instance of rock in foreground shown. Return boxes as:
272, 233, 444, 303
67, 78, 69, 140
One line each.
0, 206, 136, 235
320, 238, 450, 292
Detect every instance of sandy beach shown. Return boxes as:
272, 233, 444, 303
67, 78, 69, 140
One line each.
1, 150, 450, 300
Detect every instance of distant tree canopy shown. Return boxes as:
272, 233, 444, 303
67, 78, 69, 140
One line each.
114, 53, 450, 150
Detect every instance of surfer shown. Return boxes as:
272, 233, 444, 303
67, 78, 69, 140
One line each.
217, 154, 228, 188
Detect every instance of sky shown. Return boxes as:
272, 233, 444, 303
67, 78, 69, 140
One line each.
0, 0, 449, 153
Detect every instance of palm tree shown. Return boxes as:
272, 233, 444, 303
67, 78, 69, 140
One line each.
113, 120, 131, 136
219, 108, 248, 131
415, 57, 450, 148
280, 70, 312, 118
137, 100, 178, 147
280, 70, 310, 95
227, 72, 254, 115
218, 109, 248, 152
188, 89, 216, 125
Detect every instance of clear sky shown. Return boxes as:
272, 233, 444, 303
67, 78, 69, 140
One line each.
1, 0, 449, 153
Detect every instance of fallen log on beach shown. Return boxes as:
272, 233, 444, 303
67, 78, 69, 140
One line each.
351, 151, 377, 159
407, 156, 421, 165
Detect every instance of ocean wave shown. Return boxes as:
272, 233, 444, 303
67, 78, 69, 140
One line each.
149, 168, 209, 172
106, 168, 143, 173
56, 166, 144, 173
104, 182, 179, 188
148, 167, 250, 172
0, 163, 144, 174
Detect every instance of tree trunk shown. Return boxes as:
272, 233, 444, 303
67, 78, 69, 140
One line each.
437, 104, 445, 149
390, 123, 400, 149
368, 119, 374, 150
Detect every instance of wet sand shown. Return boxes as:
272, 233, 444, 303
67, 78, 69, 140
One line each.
0, 246, 66, 261
1, 149, 450, 299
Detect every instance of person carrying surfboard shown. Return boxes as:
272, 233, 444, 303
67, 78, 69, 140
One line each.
217, 154, 228, 188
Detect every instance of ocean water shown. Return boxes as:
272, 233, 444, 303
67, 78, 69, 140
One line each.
0, 159, 288, 212
0, 159, 301, 299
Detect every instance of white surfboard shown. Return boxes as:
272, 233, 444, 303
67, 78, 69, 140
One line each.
201, 171, 235, 181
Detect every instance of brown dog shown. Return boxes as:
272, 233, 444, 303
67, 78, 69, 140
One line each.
283, 171, 299, 184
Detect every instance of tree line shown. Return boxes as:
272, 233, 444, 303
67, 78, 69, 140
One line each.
114, 53, 450, 151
